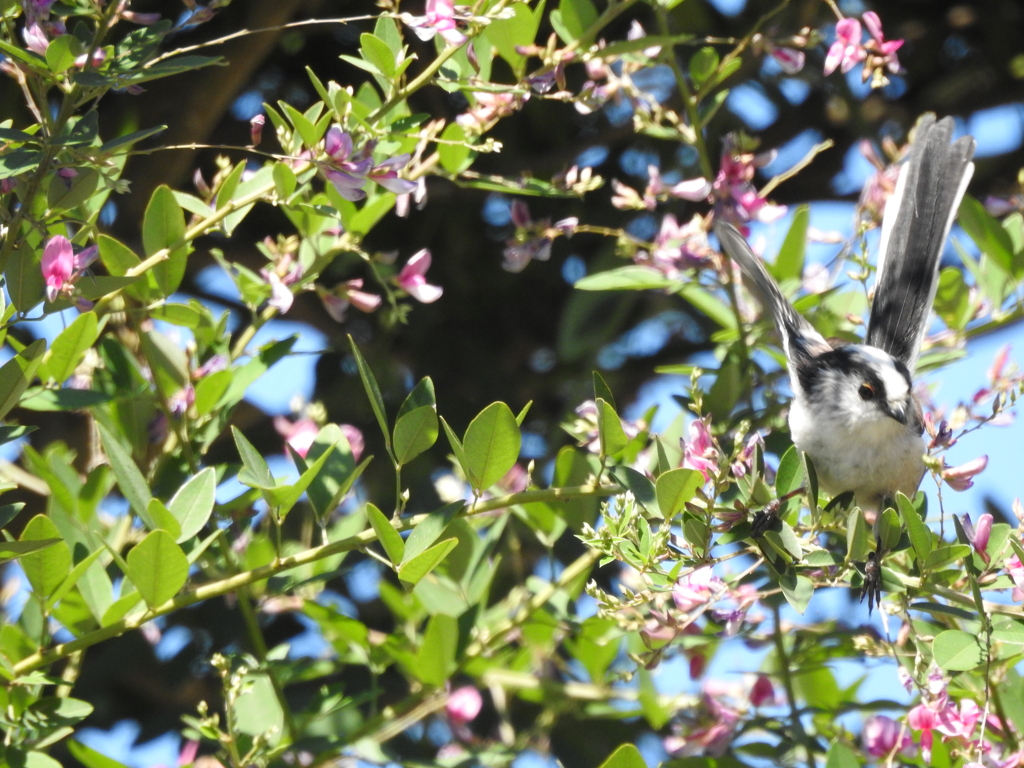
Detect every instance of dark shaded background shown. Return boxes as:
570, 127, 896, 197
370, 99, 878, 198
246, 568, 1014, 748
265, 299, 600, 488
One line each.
5, 0, 1024, 761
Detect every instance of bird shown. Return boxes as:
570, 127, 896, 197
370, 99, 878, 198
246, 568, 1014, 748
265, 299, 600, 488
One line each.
714, 115, 976, 512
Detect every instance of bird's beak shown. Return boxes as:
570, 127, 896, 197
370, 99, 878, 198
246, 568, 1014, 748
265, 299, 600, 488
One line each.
884, 400, 908, 425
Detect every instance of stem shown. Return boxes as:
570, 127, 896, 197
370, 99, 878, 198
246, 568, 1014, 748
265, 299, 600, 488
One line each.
655, 8, 713, 180
771, 602, 815, 768
11, 484, 622, 676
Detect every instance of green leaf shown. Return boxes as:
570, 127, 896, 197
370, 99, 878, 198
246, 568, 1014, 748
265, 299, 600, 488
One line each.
440, 416, 471, 480
846, 507, 869, 561
592, 371, 615, 409
45, 34, 80, 74
127, 530, 189, 608
896, 492, 931, 563
273, 162, 297, 200
403, 501, 463, 562
774, 204, 809, 281
361, 33, 396, 79
98, 126, 167, 156
367, 503, 405, 565
146, 499, 181, 540
38, 312, 100, 384
19, 388, 111, 411
0, 339, 46, 420
98, 422, 155, 528
574, 265, 682, 291
214, 160, 246, 211
874, 507, 901, 552
609, 466, 658, 517
655, 468, 702, 519
349, 335, 393, 459
824, 740, 859, 768
933, 629, 985, 671
485, 0, 544, 75
689, 47, 720, 87
19, 515, 70, 601
555, 0, 597, 41
304, 424, 362, 517
780, 573, 813, 614
167, 468, 216, 543
924, 544, 971, 570
142, 184, 190, 296
413, 614, 458, 686
262, 444, 336, 522
775, 445, 803, 496
194, 369, 232, 415
68, 740, 132, 768
438, 121, 472, 174
398, 537, 458, 585
597, 744, 646, 768
233, 425, 274, 488
394, 405, 438, 466
595, 398, 628, 457
463, 402, 521, 491
959, 194, 1017, 275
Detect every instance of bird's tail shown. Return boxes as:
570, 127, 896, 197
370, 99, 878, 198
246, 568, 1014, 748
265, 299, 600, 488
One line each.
714, 221, 830, 365
866, 115, 976, 372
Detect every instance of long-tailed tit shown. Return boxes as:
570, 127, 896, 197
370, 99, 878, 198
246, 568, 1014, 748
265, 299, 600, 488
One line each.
715, 115, 976, 511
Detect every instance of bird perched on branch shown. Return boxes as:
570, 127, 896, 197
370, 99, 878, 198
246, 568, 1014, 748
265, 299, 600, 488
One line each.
715, 115, 976, 511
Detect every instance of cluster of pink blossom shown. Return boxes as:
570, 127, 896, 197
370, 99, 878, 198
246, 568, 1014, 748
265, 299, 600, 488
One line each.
632, 214, 713, 278
823, 12, 903, 88
320, 127, 417, 202
274, 417, 364, 461
907, 669, 985, 763
712, 135, 786, 232
611, 166, 711, 212
502, 200, 577, 273
41, 235, 97, 306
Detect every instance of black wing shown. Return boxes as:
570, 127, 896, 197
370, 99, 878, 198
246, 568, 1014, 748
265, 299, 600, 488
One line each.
714, 221, 830, 367
866, 115, 976, 373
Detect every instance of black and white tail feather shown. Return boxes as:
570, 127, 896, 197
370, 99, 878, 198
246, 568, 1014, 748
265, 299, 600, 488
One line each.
714, 114, 975, 372
867, 115, 975, 372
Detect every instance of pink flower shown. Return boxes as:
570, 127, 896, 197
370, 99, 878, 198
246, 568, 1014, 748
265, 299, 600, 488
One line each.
341, 424, 364, 462
961, 512, 993, 559
274, 417, 320, 458
402, 0, 467, 46
42, 236, 75, 302
1006, 554, 1024, 601
249, 115, 265, 146
749, 674, 774, 707
446, 686, 483, 724
368, 155, 417, 195
396, 249, 442, 303
988, 344, 1012, 384
682, 419, 718, 481
672, 567, 723, 612
664, 694, 739, 757
42, 236, 96, 302
193, 354, 228, 379
863, 714, 914, 758
318, 279, 382, 322
769, 46, 805, 74
823, 17, 865, 75
320, 127, 372, 201
169, 386, 195, 417
941, 455, 988, 492
863, 11, 903, 76
395, 177, 427, 218
713, 136, 786, 230
639, 214, 712, 278
731, 432, 764, 479
120, 10, 161, 24
455, 91, 518, 130
74, 48, 106, 69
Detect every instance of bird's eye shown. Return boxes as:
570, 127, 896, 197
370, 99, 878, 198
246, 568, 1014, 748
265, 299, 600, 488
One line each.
858, 383, 875, 400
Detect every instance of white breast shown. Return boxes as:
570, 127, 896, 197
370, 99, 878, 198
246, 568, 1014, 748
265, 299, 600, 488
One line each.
788, 396, 925, 511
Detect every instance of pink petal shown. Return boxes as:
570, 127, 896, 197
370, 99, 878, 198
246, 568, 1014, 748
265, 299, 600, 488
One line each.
835, 17, 862, 45
325, 127, 351, 160
862, 11, 884, 42
42, 235, 74, 285
670, 177, 712, 201
399, 248, 432, 281
771, 47, 805, 75
405, 278, 443, 303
